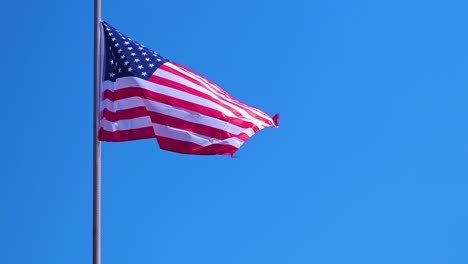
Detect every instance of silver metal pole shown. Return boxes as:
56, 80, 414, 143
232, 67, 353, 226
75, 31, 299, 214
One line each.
93, 0, 102, 263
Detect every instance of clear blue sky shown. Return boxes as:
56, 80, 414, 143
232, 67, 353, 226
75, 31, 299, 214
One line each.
3, 0, 468, 263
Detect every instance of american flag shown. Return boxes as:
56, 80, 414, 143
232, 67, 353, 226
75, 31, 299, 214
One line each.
99, 21, 278, 155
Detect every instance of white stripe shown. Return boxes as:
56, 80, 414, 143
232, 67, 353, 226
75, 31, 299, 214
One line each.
101, 97, 256, 136
153, 124, 244, 148
165, 62, 273, 124
101, 116, 152, 131
101, 119, 244, 148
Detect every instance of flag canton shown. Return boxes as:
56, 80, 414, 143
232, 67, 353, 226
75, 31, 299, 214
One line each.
102, 21, 169, 82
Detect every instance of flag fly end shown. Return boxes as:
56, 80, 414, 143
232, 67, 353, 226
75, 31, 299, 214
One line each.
272, 113, 280, 128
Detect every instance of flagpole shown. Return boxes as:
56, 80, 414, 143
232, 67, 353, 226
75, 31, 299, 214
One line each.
93, 0, 102, 263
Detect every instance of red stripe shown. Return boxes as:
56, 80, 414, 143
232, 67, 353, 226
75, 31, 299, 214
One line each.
101, 107, 251, 141
98, 126, 155, 141
102, 87, 260, 132
166, 63, 274, 126
101, 107, 149, 122
156, 136, 239, 155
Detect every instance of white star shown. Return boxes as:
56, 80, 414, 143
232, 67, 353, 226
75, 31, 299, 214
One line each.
156, 58, 161, 61
114, 43, 119, 47
109, 73, 115, 78
124, 41, 129, 45
142, 72, 147, 76
138, 65, 143, 69
145, 58, 150, 61
120, 55, 125, 59
131, 52, 136, 56
117, 49, 122, 54
134, 58, 140, 62
152, 53, 157, 57
124, 61, 129, 65
110, 59, 114, 65
105, 27, 110, 31
111, 37, 116, 42
142, 52, 147, 56
138, 47, 143, 50
149, 63, 154, 68
109, 32, 113, 36
128, 47, 133, 50
128, 67, 132, 72
118, 68, 121, 73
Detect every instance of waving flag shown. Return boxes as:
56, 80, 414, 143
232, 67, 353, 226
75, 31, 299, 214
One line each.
99, 21, 278, 155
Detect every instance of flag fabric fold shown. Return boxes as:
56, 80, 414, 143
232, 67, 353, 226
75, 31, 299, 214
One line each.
99, 21, 278, 155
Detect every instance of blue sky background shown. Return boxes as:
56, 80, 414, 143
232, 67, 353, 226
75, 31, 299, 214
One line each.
2, 0, 468, 263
